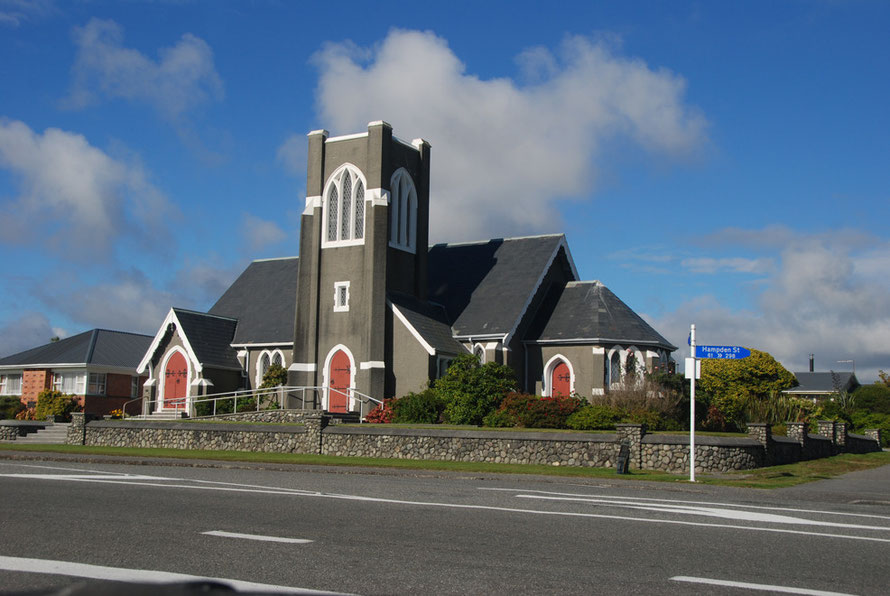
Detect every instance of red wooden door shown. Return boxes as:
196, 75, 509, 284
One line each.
328, 350, 351, 413
164, 352, 188, 409
551, 361, 571, 397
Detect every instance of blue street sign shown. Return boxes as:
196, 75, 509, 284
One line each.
696, 345, 751, 359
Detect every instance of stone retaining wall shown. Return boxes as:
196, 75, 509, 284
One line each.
64, 413, 882, 473
196, 410, 321, 424
322, 426, 619, 467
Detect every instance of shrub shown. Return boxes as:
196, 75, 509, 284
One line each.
435, 354, 517, 425
392, 389, 444, 424
850, 411, 890, 447
700, 405, 730, 432
852, 384, 890, 414
483, 392, 583, 429
34, 390, 79, 421
258, 363, 288, 389
1, 395, 25, 420
566, 404, 623, 430
365, 398, 394, 423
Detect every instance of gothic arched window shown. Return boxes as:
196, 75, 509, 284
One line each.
389, 169, 417, 252
324, 165, 366, 247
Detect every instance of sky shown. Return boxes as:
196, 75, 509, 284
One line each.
1, 1, 888, 382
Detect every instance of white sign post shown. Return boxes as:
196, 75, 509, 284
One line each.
688, 324, 696, 482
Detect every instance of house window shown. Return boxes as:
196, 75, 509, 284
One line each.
88, 373, 106, 395
389, 169, 417, 252
0, 374, 22, 395
131, 376, 140, 398
324, 166, 366, 247
334, 281, 350, 312
53, 372, 86, 394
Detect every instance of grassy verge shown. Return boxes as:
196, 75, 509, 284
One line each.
2, 443, 887, 488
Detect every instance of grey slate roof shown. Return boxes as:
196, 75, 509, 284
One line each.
0, 329, 153, 369
209, 257, 298, 344
786, 372, 859, 395
389, 292, 467, 356
427, 235, 568, 337
527, 281, 676, 349
172, 308, 241, 370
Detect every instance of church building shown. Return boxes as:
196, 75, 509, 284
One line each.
137, 122, 676, 416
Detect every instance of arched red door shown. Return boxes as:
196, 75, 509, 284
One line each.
551, 360, 571, 397
164, 351, 188, 409
328, 350, 351, 413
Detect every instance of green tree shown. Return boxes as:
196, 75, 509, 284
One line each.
434, 353, 517, 425
258, 363, 288, 389
34, 389, 79, 421
851, 383, 890, 415
699, 348, 797, 426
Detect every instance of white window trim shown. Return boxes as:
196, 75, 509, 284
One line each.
543, 354, 574, 397
473, 343, 486, 364
333, 281, 350, 312
0, 373, 23, 396
322, 344, 356, 412
53, 371, 87, 395
322, 164, 368, 249
388, 168, 418, 254
255, 349, 285, 388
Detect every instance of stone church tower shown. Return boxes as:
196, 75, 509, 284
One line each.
288, 121, 431, 413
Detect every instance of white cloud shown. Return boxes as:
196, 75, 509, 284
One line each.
312, 30, 707, 242
242, 214, 288, 252
277, 134, 307, 175
0, 0, 56, 27
653, 231, 890, 383
0, 312, 58, 357
0, 118, 173, 259
63, 18, 223, 120
680, 256, 774, 274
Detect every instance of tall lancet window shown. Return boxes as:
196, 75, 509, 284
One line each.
323, 165, 366, 247
389, 168, 417, 253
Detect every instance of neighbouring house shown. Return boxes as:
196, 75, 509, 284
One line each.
785, 372, 859, 401
138, 121, 676, 417
0, 329, 152, 416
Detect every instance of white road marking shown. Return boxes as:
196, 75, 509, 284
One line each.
513, 494, 890, 531
671, 575, 858, 595
0, 555, 350, 595
480, 487, 890, 521
202, 531, 313, 544
4, 468, 890, 543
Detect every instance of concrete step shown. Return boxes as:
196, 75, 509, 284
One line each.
128, 411, 188, 420
14, 423, 70, 444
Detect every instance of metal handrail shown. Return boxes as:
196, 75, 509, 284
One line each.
134, 385, 384, 421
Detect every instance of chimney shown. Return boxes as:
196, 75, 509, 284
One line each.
809, 354, 814, 372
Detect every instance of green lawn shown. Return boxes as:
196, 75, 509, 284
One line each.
2, 443, 887, 488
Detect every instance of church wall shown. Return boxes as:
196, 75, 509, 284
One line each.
389, 311, 434, 399
201, 367, 243, 397
244, 347, 293, 389
527, 344, 604, 401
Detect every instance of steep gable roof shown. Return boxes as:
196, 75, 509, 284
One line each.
427, 235, 577, 338
0, 329, 152, 369
527, 281, 676, 350
209, 257, 298, 344
173, 308, 240, 370
786, 372, 858, 395
389, 292, 467, 356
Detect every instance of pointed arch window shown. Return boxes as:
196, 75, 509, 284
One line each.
323, 165, 366, 247
389, 168, 417, 253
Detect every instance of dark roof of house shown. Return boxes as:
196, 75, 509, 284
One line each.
172, 308, 241, 370
526, 281, 677, 350
389, 292, 467, 356
427, 235, 570, 337
786, 372, 859, 394
0, 329, 153, 369
209, 257, 298, 344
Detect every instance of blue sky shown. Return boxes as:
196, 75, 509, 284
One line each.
1, 1, 888, 381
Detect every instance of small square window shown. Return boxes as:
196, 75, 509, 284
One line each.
334, 281, 350, 312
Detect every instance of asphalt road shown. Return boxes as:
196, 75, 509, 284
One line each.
1, 454, 888, 595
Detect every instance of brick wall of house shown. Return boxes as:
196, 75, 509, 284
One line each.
20, 369, 51, 407
106, 373, 135, 398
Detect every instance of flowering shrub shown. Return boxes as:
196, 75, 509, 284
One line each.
365, 398, 394, 423
109, 408, 124, 419
482, 392, 584, 429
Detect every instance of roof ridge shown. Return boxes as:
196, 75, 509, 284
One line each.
430, 233, 564, 248
252, 256, 298, 263
172, 307, 239, 322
